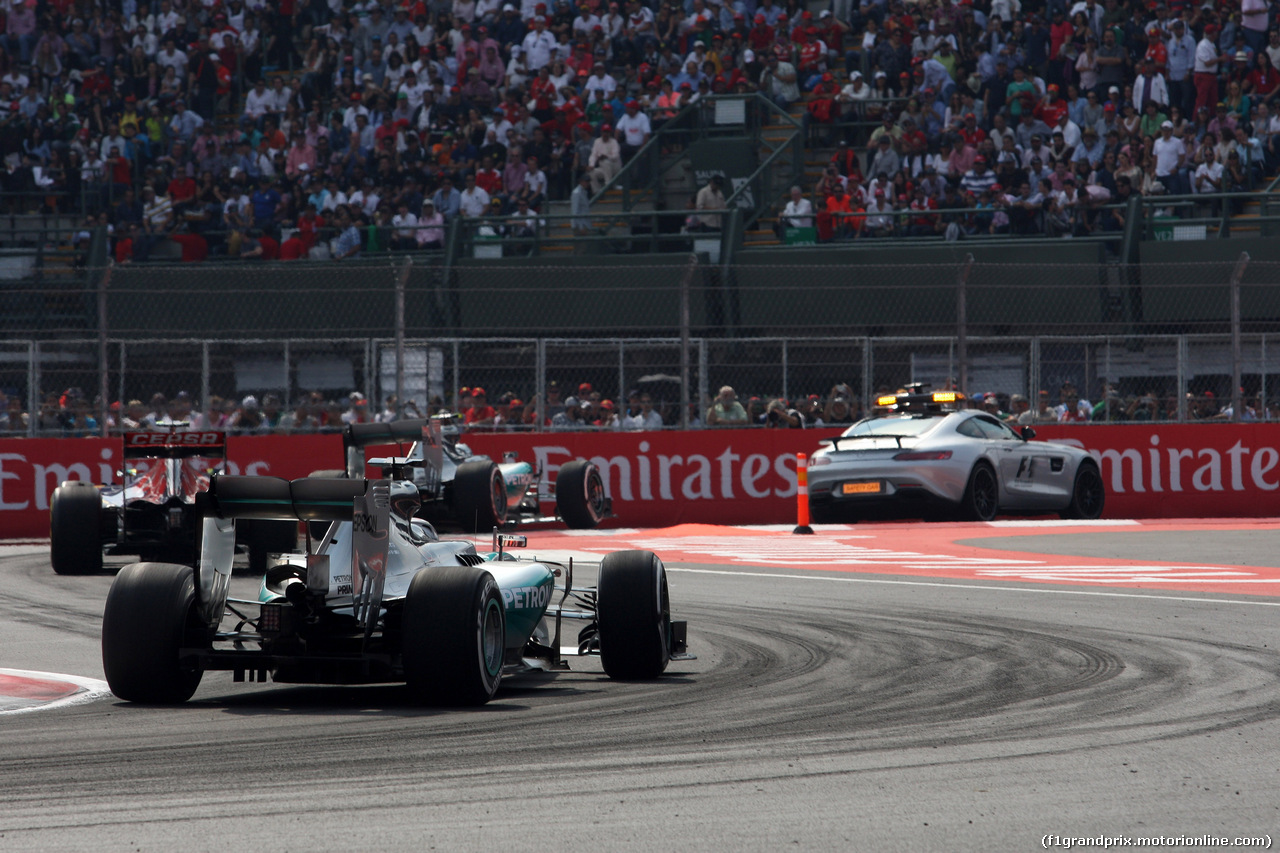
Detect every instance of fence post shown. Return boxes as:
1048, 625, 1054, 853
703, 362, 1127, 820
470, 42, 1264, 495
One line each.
395, 257, 413, 418
680, 252, 697, 429
956, 254, 974, 396
1230, 251, 1249, 423
97, 263, 113, 437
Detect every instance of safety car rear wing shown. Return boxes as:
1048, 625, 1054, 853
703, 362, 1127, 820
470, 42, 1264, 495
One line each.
122, 430, 227, 460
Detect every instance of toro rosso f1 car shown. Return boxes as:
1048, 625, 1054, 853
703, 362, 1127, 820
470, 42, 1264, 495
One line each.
339, 416, 610, 532
100, 471, 692, 705
807, 386, 1105, 523
49, 430, 294, 575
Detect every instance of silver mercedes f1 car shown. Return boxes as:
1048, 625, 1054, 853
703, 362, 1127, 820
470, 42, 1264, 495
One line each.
100, 469, 691, 706
341, 416, 610, 532
807, 387, 1105, 523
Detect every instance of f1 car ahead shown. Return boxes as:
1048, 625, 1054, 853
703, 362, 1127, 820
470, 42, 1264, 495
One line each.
341, 417, 610, 532
100, 471, 692, 705
807, 387, 1105, 523
49, 430, 294, 575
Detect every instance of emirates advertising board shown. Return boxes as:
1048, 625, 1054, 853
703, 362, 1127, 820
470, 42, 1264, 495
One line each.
3, 426, 1280, 539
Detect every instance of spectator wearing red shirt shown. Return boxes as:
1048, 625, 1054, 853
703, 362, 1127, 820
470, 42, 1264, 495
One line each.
475, 156, 503, 195
464, 388, 497, 427
167, 173, 197, 212
1033, 84, 1069, 128
956, 113, 986, 147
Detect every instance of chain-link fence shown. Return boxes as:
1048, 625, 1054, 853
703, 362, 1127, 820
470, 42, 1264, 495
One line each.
5, 332, 1280, 436
4, 256, 1280, 433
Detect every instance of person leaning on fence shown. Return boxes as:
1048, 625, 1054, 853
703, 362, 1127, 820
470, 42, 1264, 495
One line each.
763, 398, 804, 428
705, 386, 748, 426
775, 185, 813, 240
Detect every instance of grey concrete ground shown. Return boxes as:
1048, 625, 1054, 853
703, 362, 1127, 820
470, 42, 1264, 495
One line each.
1, 540, 1278, 852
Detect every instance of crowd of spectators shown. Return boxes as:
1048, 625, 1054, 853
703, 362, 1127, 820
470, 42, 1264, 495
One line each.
779, 0, 1280, 239
6, 0, 1277, 259
1, 377, 1269, 437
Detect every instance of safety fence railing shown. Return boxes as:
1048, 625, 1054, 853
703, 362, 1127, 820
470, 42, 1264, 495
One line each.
4, 331, 1280, 438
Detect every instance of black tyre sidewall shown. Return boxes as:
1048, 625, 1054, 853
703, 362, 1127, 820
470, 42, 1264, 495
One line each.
963, 463, 999, 522
101, 562, 205, 703
50, 483, 103, 575
556, 459, 606, 529
1067, 463, 1106, 520
597, 550, 670, 679
403, 565, 505, 705
453, 461, 505, 532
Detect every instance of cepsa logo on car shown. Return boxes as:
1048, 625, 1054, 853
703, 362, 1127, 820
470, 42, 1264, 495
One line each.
502, 584, 551, 610
126, 431, 225, 447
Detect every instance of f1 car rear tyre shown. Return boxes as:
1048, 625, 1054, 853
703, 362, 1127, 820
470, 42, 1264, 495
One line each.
597, 550, 671, 680
101, 562, 206, 703
402, 565, 505, 706
238, 519, 298, 574
1061, 462, 1106, 520
307, 469, 346, 479
453, 461, 506, 532
50, 482, 104, 575
961, 462, 1000, 522
556, 459, 608, 529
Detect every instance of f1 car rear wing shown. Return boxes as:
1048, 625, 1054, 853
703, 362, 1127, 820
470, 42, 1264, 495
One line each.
194, 474, 390, 636
343, 418, 447, 478
123, 430, 227, 459
198, 474, 371, 522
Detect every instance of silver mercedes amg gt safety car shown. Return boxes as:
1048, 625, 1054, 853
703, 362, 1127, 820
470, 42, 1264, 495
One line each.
806, 387, 1105, 523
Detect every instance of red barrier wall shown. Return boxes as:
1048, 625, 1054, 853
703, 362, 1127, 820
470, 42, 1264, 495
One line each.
4, 425, 1280, 538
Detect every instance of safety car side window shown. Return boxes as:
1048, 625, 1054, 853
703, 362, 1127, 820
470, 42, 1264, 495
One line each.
956, 419, 986, 439
973, 416, 1019, 440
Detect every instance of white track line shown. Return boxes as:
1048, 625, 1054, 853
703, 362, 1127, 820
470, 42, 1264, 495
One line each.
666, 567, 1280, 607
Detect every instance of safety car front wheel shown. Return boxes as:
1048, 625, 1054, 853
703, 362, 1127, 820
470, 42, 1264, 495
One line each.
50, 481, 104, 575
402, 565, 505, 705
961, 462, 999, 522
1061, 463, 1105, 520
597, 550, 671, 679
101, 562, 207, 703
556, 459, 608, 529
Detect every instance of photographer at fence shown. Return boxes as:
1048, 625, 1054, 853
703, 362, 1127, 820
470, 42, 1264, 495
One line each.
705, 385, 749, 426
763, 399, 804, 428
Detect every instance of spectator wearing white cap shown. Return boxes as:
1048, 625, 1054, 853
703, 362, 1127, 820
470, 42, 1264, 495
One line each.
1152, 118, 1187, 194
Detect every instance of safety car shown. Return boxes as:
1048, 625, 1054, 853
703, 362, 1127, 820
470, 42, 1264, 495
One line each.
806, 386, 1105, 522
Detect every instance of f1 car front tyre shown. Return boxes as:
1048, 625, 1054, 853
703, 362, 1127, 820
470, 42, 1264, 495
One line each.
960, 462, 1000, 522
453, 461, 506, 532
402, 565, 505, 705
597, 550, 671, 680
1061, 462, 1106, 520
50, 482, 104, 575
101, 562, 206, 703
556, 459, 608, 529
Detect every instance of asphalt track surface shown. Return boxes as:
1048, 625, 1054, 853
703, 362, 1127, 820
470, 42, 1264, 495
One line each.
2, 521, 1280, 852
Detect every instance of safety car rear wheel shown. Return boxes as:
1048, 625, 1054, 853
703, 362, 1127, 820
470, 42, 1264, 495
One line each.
101, 562, 206, 703
556, 459, 608, 529
50, 481, 104, 575
454, 461, 506, 532
402, 565, 505, 706
960, 462, 999, 522
597, 550, 671, 680
1061, 462, 1105, 520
